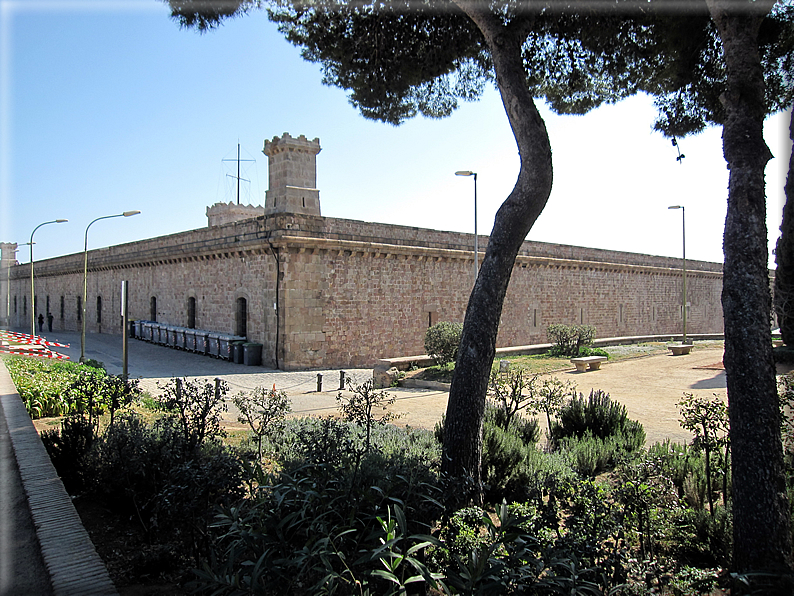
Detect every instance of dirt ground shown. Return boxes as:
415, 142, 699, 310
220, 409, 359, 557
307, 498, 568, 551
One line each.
378, 344, 792, 447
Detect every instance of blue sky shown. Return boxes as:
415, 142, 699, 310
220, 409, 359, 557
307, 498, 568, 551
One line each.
1, 0, 791, 267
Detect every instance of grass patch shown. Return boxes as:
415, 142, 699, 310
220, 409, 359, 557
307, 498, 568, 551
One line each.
410, 341, 725, 381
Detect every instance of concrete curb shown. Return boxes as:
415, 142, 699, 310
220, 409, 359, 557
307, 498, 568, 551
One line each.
0, 363, 118, 596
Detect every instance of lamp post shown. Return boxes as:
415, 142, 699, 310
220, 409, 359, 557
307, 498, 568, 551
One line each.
455, 170, 478, 285
81, 210, 140, 362
29, 219, 68, 336
668, 205, 688, 344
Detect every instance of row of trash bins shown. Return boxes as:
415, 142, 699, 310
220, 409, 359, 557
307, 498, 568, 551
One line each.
130, 320, 263, 366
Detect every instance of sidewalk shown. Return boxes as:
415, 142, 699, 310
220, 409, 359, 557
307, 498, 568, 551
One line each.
18, 328, 738, 444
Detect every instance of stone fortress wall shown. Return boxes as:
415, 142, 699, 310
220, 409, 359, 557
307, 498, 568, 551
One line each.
2, 133, 724, 370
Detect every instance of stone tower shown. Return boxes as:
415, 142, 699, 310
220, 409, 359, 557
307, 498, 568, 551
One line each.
0, 243, 18, 326
262, 133, 321, 216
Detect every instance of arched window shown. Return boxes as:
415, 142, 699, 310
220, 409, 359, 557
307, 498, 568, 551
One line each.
236, 297, 247, 338
96, 296, 102, 325
187, 297, 196, 329
150, 297, 157, 322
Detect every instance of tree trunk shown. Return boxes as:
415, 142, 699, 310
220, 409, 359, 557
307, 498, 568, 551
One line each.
440, 5, 553, 494
706, 0, 793, 574
775, 110, 794, 344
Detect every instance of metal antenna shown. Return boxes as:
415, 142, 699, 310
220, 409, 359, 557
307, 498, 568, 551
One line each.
222, 143, 255, 204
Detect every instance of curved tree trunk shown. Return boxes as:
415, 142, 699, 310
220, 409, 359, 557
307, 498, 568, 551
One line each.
775, 110, 794, 344
706, 0, 793, 575
440, 4, 553, 495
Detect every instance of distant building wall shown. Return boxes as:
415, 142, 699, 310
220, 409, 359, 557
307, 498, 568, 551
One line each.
7, 212, 724, 369
4, 132, 725, 369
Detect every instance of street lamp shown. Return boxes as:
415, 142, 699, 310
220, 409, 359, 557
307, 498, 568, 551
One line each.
668, 205, 688, 345
29, 219, 68, 336
455, 170, 478, 285
81, 210, 140, 362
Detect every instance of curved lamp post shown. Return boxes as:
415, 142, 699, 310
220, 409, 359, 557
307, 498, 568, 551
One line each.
30, 219, 68, 336
668, 205, 688, 344
81, 210, 140, 362
455, 170, 478, 286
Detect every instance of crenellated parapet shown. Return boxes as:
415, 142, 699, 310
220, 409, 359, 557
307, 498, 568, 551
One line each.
262, 133, 321, 217
206, 202, 265, 227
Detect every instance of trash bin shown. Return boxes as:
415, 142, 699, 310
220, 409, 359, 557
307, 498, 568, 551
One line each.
174, 327, 187, 350
184, 329, 197, 352
154, 324, 165, 344
232, 341, 245, 364
243, 343, 263, 366
207, 333, 221, 358
135, 320, 145, 339
129, 320, 136, 339
165, 325, 178, 347
218, 335, 245, 360
196, 331, 209, 355
142, 321, 153, 342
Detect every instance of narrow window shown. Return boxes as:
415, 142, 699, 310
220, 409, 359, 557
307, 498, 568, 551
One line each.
532, 308, 538, 328
13, 296, 17, 314
46, 296, 50, 316
96, 296, 102, 325
23, 296, 27, 317
150, 297, 157, 322
60, 296, 64, 320
427, 311, 438, 328
236, 297, 247, 337
580, 308, 584, 324
77, 296, 82, 321
619, 304, 624, 324
187, 297, 196, 329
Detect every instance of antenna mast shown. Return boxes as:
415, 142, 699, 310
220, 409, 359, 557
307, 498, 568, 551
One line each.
223, 143, 255, 204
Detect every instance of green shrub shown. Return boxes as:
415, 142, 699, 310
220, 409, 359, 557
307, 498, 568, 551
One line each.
424, 321, 463, 367
547, 323, 596, 357
4, 356, 107, 418
559, 433, 633, 476
577, 345, 609, 358
155, 377, 228, 455
89, 412, 244, 557
40, 414, 96, 494
669, 505, 733, 568
551, 389, 645, 447
648, 440, 709, 508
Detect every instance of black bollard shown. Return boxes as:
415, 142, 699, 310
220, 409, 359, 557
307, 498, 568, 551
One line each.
339, 370, 346, 390
317, 373, 323, 393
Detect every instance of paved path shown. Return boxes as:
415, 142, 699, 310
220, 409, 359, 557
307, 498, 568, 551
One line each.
24, 329, 748, 446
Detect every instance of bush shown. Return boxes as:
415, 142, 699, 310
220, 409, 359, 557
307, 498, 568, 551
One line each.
547, 323, 596, 357
551, 389, 645, 446
670, 505, 733, 568
5, 356, 106, 418
577, 346, 609, 358
424, 321, 463, 367
560, 433, 636, 476
648, 440, 709, 509
88, 412, 244, 558
41, 414, 96, 494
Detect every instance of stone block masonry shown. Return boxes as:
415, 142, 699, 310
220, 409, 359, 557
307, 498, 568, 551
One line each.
3, 132, 724, 369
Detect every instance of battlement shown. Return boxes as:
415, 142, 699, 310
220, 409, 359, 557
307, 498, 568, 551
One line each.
206, 202, 265, 227
262, 133, 321, 216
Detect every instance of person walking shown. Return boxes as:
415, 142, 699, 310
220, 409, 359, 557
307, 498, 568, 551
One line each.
37, 313, 44, 333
